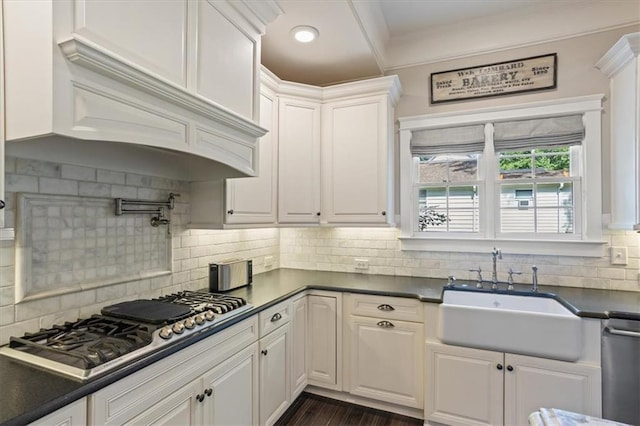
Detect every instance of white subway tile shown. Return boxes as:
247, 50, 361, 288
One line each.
0, 305, 14, 326
16, 159, 60, 177
126, 173, 153, 187
5, 174, 38, 192
61, 164, 96, 181
79, 182, 111, 197
111, 185, 138, 198
97, 169, 126, 185
39, 178, 78, 195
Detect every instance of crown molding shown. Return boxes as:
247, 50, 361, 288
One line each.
596, 32, 640, 77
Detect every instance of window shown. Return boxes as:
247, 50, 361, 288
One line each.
398, 95, 605, 256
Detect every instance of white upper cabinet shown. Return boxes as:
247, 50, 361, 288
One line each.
2, 0, 281, 181
322, 95, 393, 224
266, 70, 402, 226
596, 33, 640, 231
223, 88, 279, 225
278, 95, 323, 224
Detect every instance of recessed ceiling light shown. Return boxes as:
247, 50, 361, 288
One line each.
291, 25, 319, 43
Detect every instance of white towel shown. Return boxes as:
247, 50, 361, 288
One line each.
528, 408, 632, 426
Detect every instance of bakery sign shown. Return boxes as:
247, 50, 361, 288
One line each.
430, 53, 557, 104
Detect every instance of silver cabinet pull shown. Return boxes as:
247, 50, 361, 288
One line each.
377, 320, 394, 328
271, 312, 282, 322
377, 304, 395, 312
605, 326, 640, 338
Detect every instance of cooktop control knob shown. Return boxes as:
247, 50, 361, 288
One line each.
204, 310, 215, 321
172, 322, 185, 334
195, 314, 205, 325
159, 326, 173, 340
184, 318, 196, 329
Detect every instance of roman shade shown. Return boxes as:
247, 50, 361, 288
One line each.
494, 115, 584, 152
411, 124, 485, 155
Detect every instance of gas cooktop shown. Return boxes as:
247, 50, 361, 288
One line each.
0, 291, 252, 381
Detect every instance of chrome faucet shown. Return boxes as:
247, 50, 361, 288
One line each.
490, 247, 502, 289
469, 267, 483, 288
507, 268, 522, 291
531, 265, 538, 292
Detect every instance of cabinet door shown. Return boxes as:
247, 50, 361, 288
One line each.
30, 397, 87, 426
124, 383, 199, 426
72, 0, 187, 86
259, 324, 291, 426
504, 353, 602, 425
278, 97, 321, 223
291, 296, 308, 399
225, 90, 278, 224
322, 96, 391, 224
347, 316, 423, 408
307, 295, 340, 389
202, 343, 259, 426
425, 343, 504, 426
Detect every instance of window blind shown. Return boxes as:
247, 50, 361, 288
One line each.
494, 115, 584, 152
410, 125, 485, 156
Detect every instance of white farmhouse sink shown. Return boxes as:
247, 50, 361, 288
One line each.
438, 289, 582, 361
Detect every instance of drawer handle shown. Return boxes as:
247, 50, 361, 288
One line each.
271, 312, 282, 322
262, 349, 268, 356
377, 320, 394, 328
377, 304, 395, 312
204, 388, 213, 397
196, 393, 205, 403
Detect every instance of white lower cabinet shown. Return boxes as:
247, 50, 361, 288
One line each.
346, 316, 424, 409
30, 397, 86, 426
425, 342, 601, 426
343, 294, 424, 410
125, 342, 259, 426
259, 321, 291, 426
307, 293, 341, 390
89, 317, 259, 425
291, 295, 308, 399
204, 343, 260, 425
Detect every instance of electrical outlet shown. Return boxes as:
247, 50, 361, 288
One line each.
264, 256, 273, 268
610, 247, 628, 265
354, 258, 369, 270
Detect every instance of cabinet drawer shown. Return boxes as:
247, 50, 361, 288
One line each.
347, 293, 423, 322
259, 299, 291, 337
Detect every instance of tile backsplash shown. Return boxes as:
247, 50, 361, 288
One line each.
279, 227, 640, 292
0, 157, 280, 344
0, 156, 638, 345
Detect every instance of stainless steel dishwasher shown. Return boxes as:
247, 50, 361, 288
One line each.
601, 315, 640, 425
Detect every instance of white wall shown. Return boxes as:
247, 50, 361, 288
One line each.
389, 25, 639, 214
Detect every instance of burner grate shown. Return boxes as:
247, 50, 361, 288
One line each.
9, 316, 154, 369
157, 291, 247, 314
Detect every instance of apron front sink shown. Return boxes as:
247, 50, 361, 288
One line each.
438, 288, 582, 361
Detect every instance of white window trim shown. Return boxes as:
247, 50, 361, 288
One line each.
398, 94, 607, 257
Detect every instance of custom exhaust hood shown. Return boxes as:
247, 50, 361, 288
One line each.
3, 0, 282, 182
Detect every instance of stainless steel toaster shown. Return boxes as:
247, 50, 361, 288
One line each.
209, 259, 252, 292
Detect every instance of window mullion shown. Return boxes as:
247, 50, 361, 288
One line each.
483, 123, 496, 238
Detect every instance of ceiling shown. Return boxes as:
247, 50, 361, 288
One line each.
260, 0, 640, 86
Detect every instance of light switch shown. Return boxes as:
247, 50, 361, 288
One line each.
610, 247, 628, 265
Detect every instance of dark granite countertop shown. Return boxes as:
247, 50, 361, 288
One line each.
2, 268, 639, 425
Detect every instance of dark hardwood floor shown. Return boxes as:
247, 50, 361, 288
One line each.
275, 392, 423, 426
